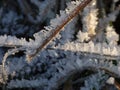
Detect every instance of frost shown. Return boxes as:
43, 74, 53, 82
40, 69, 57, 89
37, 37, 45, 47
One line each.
77, 31, 90, 42
0, 0, 120, 90
82, 0, 98, 37
55, 41, 120, 56
106, 77, 115, 85
81, 71, 109, 90
106, 25, 119, 45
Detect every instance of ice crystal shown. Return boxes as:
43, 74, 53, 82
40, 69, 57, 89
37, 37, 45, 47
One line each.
0, 0, 120, 90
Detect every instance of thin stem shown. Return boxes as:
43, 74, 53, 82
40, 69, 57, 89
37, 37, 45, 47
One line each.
27, 0, 92, 61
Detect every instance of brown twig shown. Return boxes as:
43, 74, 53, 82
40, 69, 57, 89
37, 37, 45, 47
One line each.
27, 0, 92, 61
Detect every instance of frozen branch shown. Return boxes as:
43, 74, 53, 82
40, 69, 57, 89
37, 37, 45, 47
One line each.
26, 0, 92, 61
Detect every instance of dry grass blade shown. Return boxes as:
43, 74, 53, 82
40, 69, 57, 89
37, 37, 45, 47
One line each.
114, 80, 120, 90
27, 0, 92, 61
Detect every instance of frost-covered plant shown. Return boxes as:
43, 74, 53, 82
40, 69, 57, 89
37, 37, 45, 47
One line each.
0, 0, 120, 90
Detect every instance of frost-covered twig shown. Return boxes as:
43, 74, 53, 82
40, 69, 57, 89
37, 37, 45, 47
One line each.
2, 47, 26, 83
0, 0, 120, 89
91, 5, 120, 42
82, 0, 98, 37
54, 41, 120, 58
27, 0, 92, 61
0, 35, 29, 48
